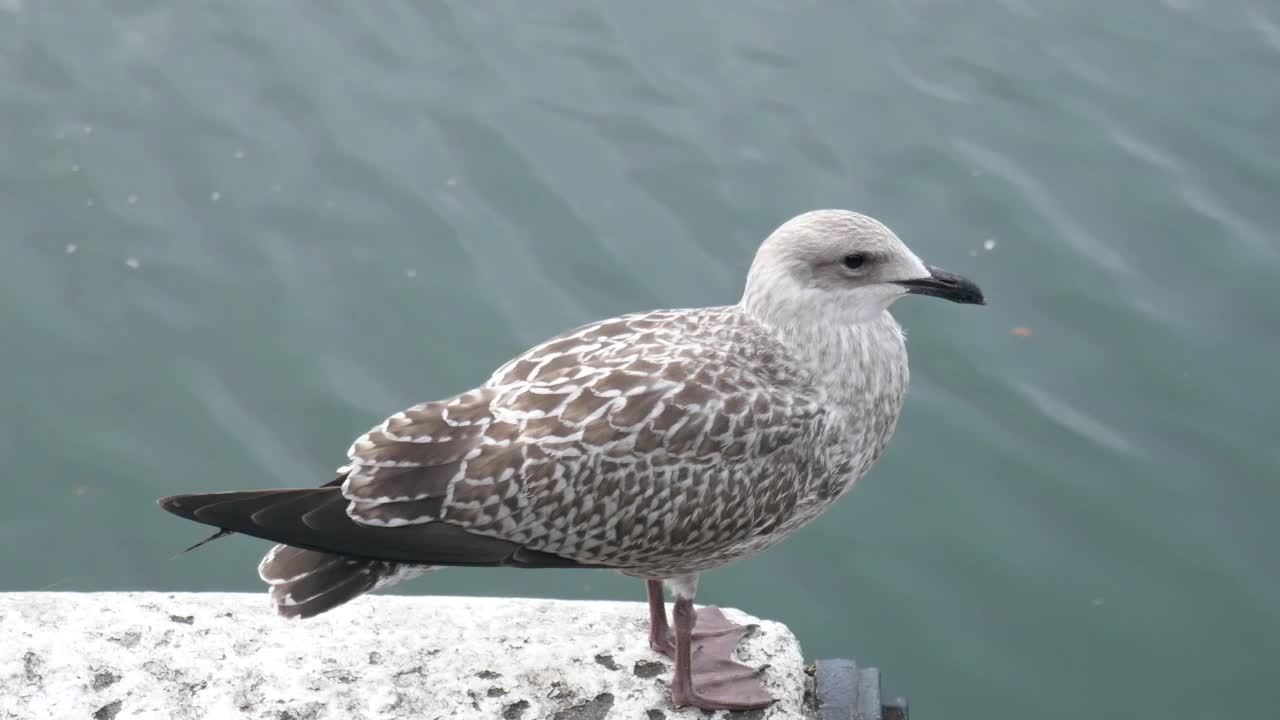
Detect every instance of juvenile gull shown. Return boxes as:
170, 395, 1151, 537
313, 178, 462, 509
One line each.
159, 209, 985, 711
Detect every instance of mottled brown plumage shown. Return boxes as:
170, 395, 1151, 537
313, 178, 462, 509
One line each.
159, 209, 985, 710
339, 307, 846, 574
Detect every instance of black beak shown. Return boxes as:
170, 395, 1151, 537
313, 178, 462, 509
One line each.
893, 265, 986, 305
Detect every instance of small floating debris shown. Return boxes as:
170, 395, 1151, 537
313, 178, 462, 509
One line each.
127, 193, 138, 205
71, 163, 80, 173
86, 198, 95, 207
405, 268, 418, 279
125, 257, 141, 270
233, 148, 245, 160
982, 239, 997, 251
83, 124, 94, 135
74, 485, 89, 496
210, 191, 221, 202
64, 243, 77, 255
1010, 327, 1032, 337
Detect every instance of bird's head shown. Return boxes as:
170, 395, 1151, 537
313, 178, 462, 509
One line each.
742, 209, 985, 327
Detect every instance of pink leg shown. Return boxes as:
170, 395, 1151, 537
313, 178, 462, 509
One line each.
647, 579, 675, 656
667, 595, 775, 711
647, 579, 748, 654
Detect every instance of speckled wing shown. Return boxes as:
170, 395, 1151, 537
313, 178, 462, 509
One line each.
340, 307, 833, 573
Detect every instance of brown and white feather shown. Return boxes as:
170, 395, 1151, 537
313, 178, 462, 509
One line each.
163, 209, 927, 615
330, 304, 902, 578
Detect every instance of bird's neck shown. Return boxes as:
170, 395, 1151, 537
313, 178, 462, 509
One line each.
744, 303, 910, 421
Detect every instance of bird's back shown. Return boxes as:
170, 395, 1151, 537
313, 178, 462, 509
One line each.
339, 305, 850, 575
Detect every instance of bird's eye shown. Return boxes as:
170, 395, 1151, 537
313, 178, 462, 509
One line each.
842, 253, 867, 270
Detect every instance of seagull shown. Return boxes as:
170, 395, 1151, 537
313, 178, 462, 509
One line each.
159, 209, 985, 711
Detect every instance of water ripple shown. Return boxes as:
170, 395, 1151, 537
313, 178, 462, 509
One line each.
949, 137, 1131, 275
184, 361, 321, 487
1248, 5, 1280, 54
1014, 382, 1139, 457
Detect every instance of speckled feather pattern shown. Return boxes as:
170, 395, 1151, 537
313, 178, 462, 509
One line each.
320, 303, 908, 580
239, 210, 932, 607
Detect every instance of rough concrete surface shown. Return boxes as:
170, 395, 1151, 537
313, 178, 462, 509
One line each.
0, 592, 812, 719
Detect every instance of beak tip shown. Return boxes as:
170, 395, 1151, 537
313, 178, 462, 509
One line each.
897, 266, 986, 305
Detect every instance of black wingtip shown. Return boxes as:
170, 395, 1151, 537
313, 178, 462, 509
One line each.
158, 491, 239, 556
157, 490, 266, 521
158, 494, 195, 519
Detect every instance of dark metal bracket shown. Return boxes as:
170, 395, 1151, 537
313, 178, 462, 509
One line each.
814, 658, 909, 720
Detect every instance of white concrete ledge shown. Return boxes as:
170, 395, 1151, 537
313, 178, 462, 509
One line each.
0, 592, 812, 720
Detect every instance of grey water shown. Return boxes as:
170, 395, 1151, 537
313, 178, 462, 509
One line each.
3, 2, 1278, 718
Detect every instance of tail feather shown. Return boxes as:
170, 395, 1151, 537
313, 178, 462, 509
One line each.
275, 568, 375, 618
159, 485, 593, 619
258, 543, 340, 585
259, 543, 436, 618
